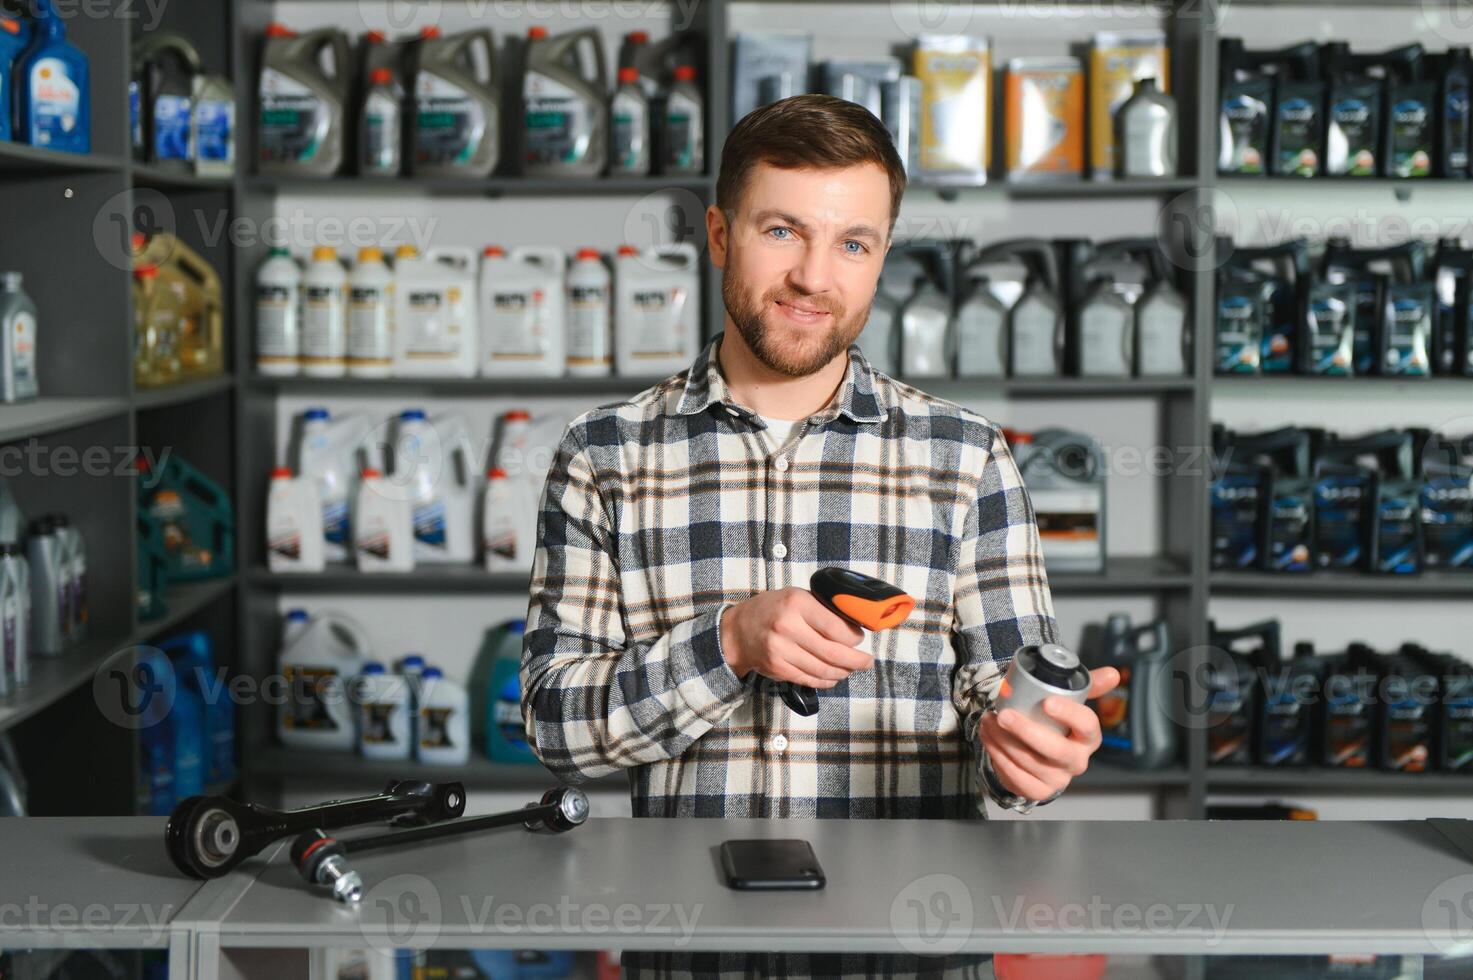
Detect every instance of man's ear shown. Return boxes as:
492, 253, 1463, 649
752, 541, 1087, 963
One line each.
706, 204, 729, 270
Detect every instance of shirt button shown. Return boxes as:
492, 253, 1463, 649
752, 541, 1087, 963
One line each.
771, 543, 787, 559
773, 457, 789, 472
770, 734, 788, 753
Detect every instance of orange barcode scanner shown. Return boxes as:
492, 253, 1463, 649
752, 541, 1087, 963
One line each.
779, 569, 917, 716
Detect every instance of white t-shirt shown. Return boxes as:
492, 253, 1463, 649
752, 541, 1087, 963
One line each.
759, 414, 800, 444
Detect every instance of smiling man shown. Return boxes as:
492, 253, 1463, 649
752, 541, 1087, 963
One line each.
522, 94, 1119, 978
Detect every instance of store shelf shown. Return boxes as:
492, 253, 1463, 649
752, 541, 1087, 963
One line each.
1210, 570, 1473, 598
133, 375, 236, 411
1003, 177, 1199, 199
246, 746, 625, 791
1207, 767, 1473, 795
0, 142, 125, 176
1076, 763, 1191, 790
247, 174, 712, 196
1213, 374, 1473, 390
0, 630, 132, 733
247, 373, 668, 398
934, 377, 1195, 399
1051, 556, 1192, 594
1217, 176, 1471, 190
249, 565, 531, 594
0, 397, 131, 444
131, 163, 235, 190
135, 576, 238, 644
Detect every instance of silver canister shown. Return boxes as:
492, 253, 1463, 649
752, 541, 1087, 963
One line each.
881, 76, 922, 175
992, 643, 1091, 736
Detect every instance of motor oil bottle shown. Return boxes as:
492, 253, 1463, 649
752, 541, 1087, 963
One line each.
255, 247, 302, 377
16, 0, 90, 153
154, 234, 224, 378
1441, 47, 1471, 178
1323, 43, 1383, 176
566, 248, 612, 377
294, 408, 372, 563
353, 467, 413, 573
359, 68, 402, 177
1074, 261, 1137, 378
1312, 436, 1376, 571
858, 283, 901, 377
1420, 650, 1473, 771
356, 662, 412, 760
0, 544, 28, 696
1299, 276, 1356, 376
24, 517, 63, 656
954, 272, 1008, 378
1317, 642, 1379, 768
614, 243, 701, 377
394, 410, 477, 564
1217, 38, 1272, 175
1081, 614, 1177, 769
1088, 30, 1166, 180
267, 467, 325, 572
410, 27, 500, 178
1377, 647, 1437, 772
1009, 246, 1065, 377
1226, 427, 1316, 572
192, 73, 235, 178
1414, 428, 1473, 571
1116, 77, 1176, 178
302, 247, 347, 378
0, 272, 39, 403
416, 667, 470, 765
480, 245, 567, 377
1135, 265, 1190, 377
52, 515, 84, 641
156, 634, 206, 801
1254, 642, 1320, 767
347, 247, 393, 378
134, 265, 183, 387
277, 611, 371, 752
0, 13, 32, 144
662, 65, 704, 175
1210, 427, 1271, 570
1215, 268, 1265, 374
899, 274, 951, 378
162, 630, 235, 786
1383, 282, 1433, 376
1360, 429, 1424, 574
484, 620, 538, 764
1381, 44, 1436, 179
1012, 428, 1105, 573
0, 478, 23, 546
392, 246, 479, 377
609, 67, 651, 176
482, 467, 529, 574
132, 33, 200, 168
258, 24, 350, 175
522, 26, 608, 176
1321, 237, 1428, 375
1206, 619, 1279, 765
1430, 238, 1473, 375
1004, 57, 1083, 182
135, 647, 175, 815
1270, 43, 1325, 177
1229, 240, 1311, 374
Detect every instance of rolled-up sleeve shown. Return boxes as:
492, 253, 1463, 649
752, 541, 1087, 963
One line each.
520, 422, 754, 784
949, 424, 1060, 811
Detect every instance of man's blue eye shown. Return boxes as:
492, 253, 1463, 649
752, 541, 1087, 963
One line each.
844, 241, 867, 254
768, 227, 791, 240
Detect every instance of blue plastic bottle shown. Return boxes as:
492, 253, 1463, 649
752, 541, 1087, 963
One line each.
0, 14, 33, 143
133, 648, 178, 815
485, 620, 537, 764
17, 0, 90, 154
159, 630, 236, 787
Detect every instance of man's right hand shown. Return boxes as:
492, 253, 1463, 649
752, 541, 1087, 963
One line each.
720, 588, 873, 688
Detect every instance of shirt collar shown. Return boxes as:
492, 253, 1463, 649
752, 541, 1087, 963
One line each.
670, 332, 887, 425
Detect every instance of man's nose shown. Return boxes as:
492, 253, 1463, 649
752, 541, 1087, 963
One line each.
787, 241, 835, 296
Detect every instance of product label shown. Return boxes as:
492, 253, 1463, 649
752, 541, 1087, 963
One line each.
1422, 473, 1473, 569
282, 665, 343, 731
420, 706, 454, 748
1268, 482, 1313, 572
1011, 302, 1058, 374
664, 92, 700, 170
1384, 679, 1432, 771
1376, 484, 1421, 573
259, 67, 326, 163
1305, 286, 1353, 375
1220, 89, 1268, 174
1349, 278, 1381, 375
153, 93, 192, 161
566, 282, 609, 366
1094, 664, 1133, 753
1211, 470, 1262, 569
1274, 96, 1321, 176
255, 283, 300, 362
268, 510, 303, 563
916, 42, 991, 175
1259, 679, 1310, 765
1313, 472, 1370, 569
194, 97, 234, 162
1136, 298, 1185, 375
1206, 657, 1253, 764
1329, 96, 1378, 175
1216, 292, 1261, 373
413, 498, 446, 549
400, 287, 469, 360
28, 58, 81, 145
1389, 97, 1433, 177
486, 288, 548, 359
1028, 487, 1102, 567
1323, 668, 1375, 767
624, 286, 686, 359
347, 284, 392, 365
415, 72, 486, 166
524, 72, 593, 166
301, 283, 345, 364
1443, 676, 1473, 770
322, 496, 349, 548
1447, 83, 1471, 173
1384, 293, 1431, 375
611, 93, 646, 170
1079, 302, 1131, 375
10, 310, 37, 394
362, 700, 401, 745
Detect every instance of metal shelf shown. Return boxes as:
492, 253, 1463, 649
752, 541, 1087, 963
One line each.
249, 565, 530, 593
246, 373, 668, 398
1207, 767, 1473, 795
1077, 764, 1192, 789
133, 375, 236, 411
1210, 570, 1473, 598
1051, 556, 1192, 594
131, 163, 235, 190
135, 576, 239, 644
0, 142, 125, 175
245, 746, 625, 791
1000, 177, 1199, 198
0, 630, 132, 733
1213, 374, 1473, 389
0, 397, 131, 444
246, 174, 713, 196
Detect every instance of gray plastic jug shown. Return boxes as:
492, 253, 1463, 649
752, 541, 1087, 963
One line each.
522, 26, 607, 176
25, 516, 63, 657
411, 27, 500, 178
258, 24, 351, 175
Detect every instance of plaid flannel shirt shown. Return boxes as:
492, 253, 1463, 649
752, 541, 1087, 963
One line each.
521, 332, 1061, 822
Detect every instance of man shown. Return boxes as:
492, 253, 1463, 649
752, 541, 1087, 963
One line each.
522, 95, 1120, 977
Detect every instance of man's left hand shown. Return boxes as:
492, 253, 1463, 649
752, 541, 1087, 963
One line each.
978, 667, 1121, 802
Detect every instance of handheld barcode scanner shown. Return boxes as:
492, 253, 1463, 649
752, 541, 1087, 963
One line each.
781, 568, 916, 716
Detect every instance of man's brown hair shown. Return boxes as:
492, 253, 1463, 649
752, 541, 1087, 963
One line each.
716, 94, 907, 237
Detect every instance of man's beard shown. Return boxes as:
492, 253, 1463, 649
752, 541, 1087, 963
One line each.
721, 262, 870, 378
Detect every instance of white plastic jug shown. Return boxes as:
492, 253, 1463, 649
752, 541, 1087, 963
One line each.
392, 246, 478, 377
614, 243, 701, 377
416, 667, 470, 765
353, 467, 414, 572
479, 245, 567, 378
302, 246, 348, 378
566, 248, 612, 377
356, 662, 412, 760
294, 408, 372, 563
277, 610, 371, 752
393, 410, 477, 563
266, 467, 325, 572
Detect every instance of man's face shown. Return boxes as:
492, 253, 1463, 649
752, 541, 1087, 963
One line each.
710, 161, 892, 377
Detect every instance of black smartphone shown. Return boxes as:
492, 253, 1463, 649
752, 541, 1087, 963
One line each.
719, 839, 826, 890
